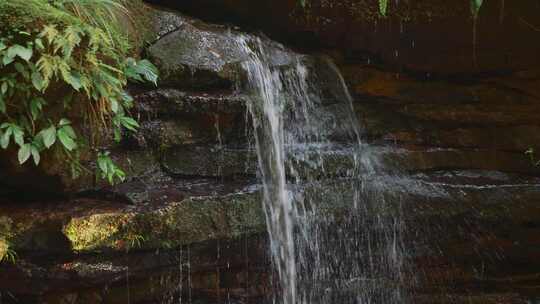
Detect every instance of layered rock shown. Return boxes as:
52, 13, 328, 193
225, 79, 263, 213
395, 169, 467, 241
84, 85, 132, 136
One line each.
144, 0, 540, 74
1, 3, 540, 304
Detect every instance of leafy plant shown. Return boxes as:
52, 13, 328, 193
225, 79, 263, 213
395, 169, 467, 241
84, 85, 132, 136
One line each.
470, 0, 484, 17
0, 244, 17, 264
125, 233, 146, 252
97, 151, 126, 185
0, 0, 158, 185
379, 0, 388, 16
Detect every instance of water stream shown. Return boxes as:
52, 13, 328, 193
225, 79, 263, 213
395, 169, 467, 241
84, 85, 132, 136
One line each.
237, 36, 408, 304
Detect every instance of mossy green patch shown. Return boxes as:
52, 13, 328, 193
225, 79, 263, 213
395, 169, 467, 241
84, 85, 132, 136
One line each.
63, 213, 134, 252
63, 192, 265, 252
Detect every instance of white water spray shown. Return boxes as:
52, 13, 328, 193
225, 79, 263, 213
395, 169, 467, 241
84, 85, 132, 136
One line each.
236, 34, 408, 304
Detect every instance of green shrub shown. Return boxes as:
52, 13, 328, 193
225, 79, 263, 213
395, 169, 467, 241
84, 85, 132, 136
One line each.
0, 0, 158, 184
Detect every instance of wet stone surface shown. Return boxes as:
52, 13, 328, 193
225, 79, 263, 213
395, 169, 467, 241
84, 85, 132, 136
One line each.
2, 3, 540, 303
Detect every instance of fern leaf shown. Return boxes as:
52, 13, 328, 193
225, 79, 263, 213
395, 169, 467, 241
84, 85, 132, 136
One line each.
40, 25, 59, 45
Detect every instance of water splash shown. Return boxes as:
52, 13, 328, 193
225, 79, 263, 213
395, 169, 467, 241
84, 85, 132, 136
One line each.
236, 35, 409, 304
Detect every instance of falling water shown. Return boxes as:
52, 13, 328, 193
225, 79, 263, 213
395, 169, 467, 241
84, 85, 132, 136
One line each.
236, 35, 408, 304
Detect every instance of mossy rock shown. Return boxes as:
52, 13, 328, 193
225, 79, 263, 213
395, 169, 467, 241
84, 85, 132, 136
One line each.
63, 192, 265, 252
146, 14, 248, 90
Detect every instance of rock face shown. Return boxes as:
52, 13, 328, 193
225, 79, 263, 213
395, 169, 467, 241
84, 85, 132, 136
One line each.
146, 16, 247, 90
144, 0, 540, 74
2, 3, 540, 304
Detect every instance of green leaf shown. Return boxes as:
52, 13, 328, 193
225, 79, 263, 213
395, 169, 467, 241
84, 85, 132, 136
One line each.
59, 118, 71, 127
471, 0, 483, 16
14, 62, 29, 79
2, 53, 15, 65
31, 145, 40, 165
97, 155, 108, 174
125, 58, 159, 86
0, 129, 11, 149
66, 72, 82, 91
57, 128, 77, 151
30, 98, 44, 120
11, 125, 24, 147
0, 95, 5, 114
61, 125, 76, 139
34, 38, 44, 50
0, 42, 6, 52
96, 152, 125, 185
110, 98, 119, 113
18, 144, 31, 164
39, 125, 56, 149
40, 25, 59, 45
119, 116, 139, 132
121, 91, 134, 108
7, 45, 33, 62
1, 82, 8, 95
138, 60, 159, 85
113, 128, 121, 142
31, 72, 45, 91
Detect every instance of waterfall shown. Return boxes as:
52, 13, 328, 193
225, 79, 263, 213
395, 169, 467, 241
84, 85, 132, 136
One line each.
236, 36, 408, 304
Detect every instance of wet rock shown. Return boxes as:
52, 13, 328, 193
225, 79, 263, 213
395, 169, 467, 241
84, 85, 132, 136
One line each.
145, 9, 302, 91
413, 293, 528, 304
148, 8, 187, 41
162, 145, 256, 178
379, 147, 540, 175
146, 12, 248, 90
345, 66, 540, 155
0, 236, 270, 304
134, 89, 248, 116
65, 191, 263, 252
132, 89, 250, 147
0, 175, 263, 254
145, 0, 540, 74
161, 144, 367, 179
3, 170, 540, 302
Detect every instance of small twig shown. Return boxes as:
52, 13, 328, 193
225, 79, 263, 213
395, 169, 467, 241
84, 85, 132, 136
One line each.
520, 17, 540, 32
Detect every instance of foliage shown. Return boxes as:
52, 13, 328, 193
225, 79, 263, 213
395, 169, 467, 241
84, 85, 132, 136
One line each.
0, 0, 158, 185
0, 244, 17, 264
470, 0, 484, 17
379, 0, 388, 16
97, 151, 126, 184
125, 233, 146, 252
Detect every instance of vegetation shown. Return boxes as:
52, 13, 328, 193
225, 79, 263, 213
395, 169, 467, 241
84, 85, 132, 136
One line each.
0, 245, 17, 264
379, 0, 388, 16
0, 0, 158, 184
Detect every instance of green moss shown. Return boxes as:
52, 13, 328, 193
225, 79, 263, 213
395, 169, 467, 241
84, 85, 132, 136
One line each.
63, 213, 134, 252
63, 192, 265, 252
